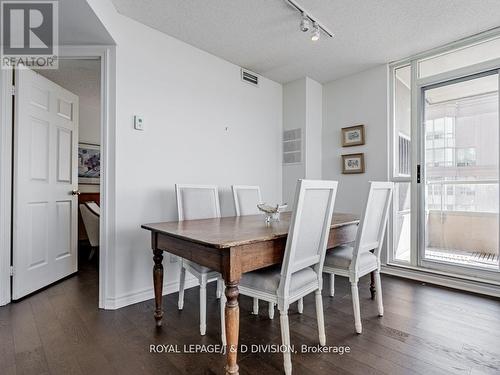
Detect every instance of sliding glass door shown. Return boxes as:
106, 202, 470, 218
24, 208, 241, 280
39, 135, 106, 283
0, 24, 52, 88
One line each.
390, 34, 500, 282
419, 71, 500, 276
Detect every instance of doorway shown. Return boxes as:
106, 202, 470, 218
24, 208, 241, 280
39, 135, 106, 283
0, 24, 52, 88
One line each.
0, 47, 113, 308
35, 58, 102, 271
11, 59, 102, 300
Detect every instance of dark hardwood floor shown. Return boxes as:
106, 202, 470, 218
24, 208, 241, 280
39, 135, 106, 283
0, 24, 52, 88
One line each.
1, 255, 500, 375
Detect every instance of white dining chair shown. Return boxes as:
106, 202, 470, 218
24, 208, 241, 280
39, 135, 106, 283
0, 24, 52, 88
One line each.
225, 179, 338, 375
323, 181, 393, 334
232, 185, 262, 216
79, 201, 100, 260
232, 184, 276, 318
176, 184, 225, 343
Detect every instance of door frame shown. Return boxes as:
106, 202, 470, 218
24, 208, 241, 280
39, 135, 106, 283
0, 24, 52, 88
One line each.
0, 68, 13, 305
0, 45, 116, 308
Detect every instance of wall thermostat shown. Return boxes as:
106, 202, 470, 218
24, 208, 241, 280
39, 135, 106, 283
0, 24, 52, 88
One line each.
134, 115, 144, 130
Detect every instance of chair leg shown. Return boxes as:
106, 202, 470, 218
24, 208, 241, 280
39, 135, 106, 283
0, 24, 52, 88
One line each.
315, 290, 326, 346
199, 274, 207, 336
220, 286, 227, 346
350, 281, 362, 334
216, 278, 222, 299
178, 265, 186, 310
297, 298, 303, 314
268, 301, 275, 319
252, 298, 259, 315
329, 273, 335, 297
374, 270, 384, 316
279, 310, 293, 375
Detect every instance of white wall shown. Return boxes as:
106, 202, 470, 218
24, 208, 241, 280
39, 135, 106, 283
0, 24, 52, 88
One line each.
322, 65, 389, 214
305, 78, 323, 179
282, 77, 323, 205
282, 78, 306, 205
87, 0, 283, 308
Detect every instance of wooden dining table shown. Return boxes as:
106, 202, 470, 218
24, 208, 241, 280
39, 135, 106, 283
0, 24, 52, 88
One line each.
142, 212, 363, 375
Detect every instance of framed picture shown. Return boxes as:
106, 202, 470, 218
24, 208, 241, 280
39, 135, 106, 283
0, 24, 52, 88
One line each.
342, 153, 365, 174
78, 143, 100, 185
341, 124, 365, 147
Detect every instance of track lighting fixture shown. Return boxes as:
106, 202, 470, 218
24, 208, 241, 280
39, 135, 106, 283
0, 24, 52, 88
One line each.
300, 12, 310, 32
311, 22, 320, 41
285, 0, 334, 42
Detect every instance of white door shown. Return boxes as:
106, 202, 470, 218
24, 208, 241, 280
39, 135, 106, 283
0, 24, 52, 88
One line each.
12, 69, 79, 299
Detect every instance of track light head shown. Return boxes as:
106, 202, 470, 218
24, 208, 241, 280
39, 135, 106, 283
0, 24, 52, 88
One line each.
300, 13, 310, 32
311, 23, 320, 41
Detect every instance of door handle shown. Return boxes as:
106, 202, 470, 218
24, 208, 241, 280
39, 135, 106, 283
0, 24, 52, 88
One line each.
71, 189, 81, 196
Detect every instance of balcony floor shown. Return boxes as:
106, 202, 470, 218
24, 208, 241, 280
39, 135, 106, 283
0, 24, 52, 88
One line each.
426, 247, 499, 269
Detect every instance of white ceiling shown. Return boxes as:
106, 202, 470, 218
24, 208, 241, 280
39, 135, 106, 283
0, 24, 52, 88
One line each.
60, 0, 114, 45
110, 0, 500, 83
426, 74, 498, 104
35, 59, 101, 97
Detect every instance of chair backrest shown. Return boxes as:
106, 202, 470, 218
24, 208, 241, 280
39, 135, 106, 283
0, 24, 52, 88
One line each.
351, 181, 394, 270
175, 184, 221, 221
232, 185, 262, 216
278, 179, 338, 301
80, 202, 100, 247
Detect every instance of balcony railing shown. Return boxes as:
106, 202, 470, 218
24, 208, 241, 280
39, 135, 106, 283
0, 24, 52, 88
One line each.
425, 179, 499, 268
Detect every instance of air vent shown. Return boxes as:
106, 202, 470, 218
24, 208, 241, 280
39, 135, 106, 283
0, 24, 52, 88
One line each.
283, 128, 302, 165
241, 68, 259, 87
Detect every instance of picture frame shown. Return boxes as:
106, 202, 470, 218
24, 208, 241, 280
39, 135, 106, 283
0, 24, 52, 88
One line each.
341, 124, 365, 147
78, 143, 100, 185
342, 153, 365, 174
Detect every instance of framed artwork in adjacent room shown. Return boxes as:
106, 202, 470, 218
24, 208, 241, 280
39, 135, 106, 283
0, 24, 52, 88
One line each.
78, 143, 100, 185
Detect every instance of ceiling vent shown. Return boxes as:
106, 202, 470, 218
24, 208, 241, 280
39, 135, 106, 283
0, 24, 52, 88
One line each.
241, 68, 259, 87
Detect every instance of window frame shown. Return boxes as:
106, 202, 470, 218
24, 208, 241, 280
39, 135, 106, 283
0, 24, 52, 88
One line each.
388, 28, 500, 278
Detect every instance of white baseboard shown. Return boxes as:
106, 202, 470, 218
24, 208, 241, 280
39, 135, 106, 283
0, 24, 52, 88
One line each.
381, 265, 500, 298
104, 276, 200, 310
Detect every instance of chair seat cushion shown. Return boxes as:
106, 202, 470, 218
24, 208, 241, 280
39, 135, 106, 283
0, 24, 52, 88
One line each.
240, 265, 317, 295
183, 259, 215, 274
324, 245, 377, 270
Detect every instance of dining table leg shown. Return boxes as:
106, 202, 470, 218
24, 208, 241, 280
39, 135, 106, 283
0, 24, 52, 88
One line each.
153, 249, 164, 326
224, 279, 240, 375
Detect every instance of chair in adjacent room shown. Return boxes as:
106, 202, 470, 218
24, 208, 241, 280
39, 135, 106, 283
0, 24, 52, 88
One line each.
79, 201, 100, 260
